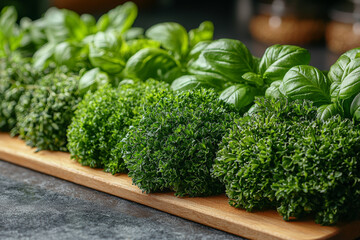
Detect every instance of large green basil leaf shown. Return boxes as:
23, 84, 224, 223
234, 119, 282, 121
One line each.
145, 22, 188, 60
265, 80, 283, 99
188, 39, 255, 83
186, 41, 211, 65
219, 84, 256, 110
89, 31, 125, 74
282, 65, 331, 106
337, 58, 360, 100
317, 103, 340, 121
328, 55, 351, 85
97, 2, 137, 33
125, 48, 180, 82
350, 92, 360, 120
259, 44, 310, 84
171, 75, 224, 92
188, 21, 214, 49
79, 68, 109, 94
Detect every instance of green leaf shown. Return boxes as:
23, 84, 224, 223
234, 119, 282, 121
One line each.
316, 103, 340, 121
186, 40, 211, 65
79, 68, 109, 94
98, 2, 138, 33
188, 21, 214, 48
171, 75, 224, 92
242, 72, 264, 87
259, 44, 310, 84
32, 42, 56, 70
89, 31, 125, 74
43, 8, 69, 43
265, 80, 283, 99
53, 42, 83, 66
338, 59, 360, 100
146, 22, 188, 60
219, 84, 256, 109
350, 92, 360, 120
122, 39, 161, 60
189, 39, 255, 83
123, 27, 144, 40
64, 10, 88, 41
282, 65, 331, 106
0, 6, 17, 37
125, 48, 179, 82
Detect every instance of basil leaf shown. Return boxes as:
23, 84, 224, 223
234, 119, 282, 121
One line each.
186, 40, 211, 65
79, 68, 109, 94
33, 42, 56, 70
317, 103, 340, 121
189, 39, 255, 82
123, 27, 144, 40
242, 72, 264, 87
64, 10, 88, 41
122, 39, 161, 60
125, 48, 179, 82
188, 21, 214, 48
171, 75, 224, 92
97, 2, 138, 33
0, 6, 17, 37
328, 55, 351, 85
282, 65, 331, 106
43, 8, 69, 43
338, 58, 360, 100
350, 92, 360, 120
89, 31, 125, 74
219, 84, 256, 110
265, 80, 283, 99
146, 22, 188, 60
259, 44, 310, 84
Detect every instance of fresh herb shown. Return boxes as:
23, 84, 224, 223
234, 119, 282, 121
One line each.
67, 80, 169, 174
0, 53, 38, 132
122, 88, 240, 197
15, 70, 81, 151
213, 98, 360, 225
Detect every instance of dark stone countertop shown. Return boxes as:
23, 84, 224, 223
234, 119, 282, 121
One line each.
0, 160, 245, 240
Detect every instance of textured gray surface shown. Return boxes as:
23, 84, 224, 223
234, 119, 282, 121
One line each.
0, 160, 244, 240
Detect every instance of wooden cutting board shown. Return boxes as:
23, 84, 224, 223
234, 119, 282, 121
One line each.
0, 132, 359, 240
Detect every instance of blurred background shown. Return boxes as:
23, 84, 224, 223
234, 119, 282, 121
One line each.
2, 0, 360, 69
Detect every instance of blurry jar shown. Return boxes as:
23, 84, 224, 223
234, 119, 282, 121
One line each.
327, 0, 360, 53
250, 0, 327, 45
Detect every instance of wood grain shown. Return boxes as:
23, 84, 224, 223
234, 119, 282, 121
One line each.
0, 132, 359, 240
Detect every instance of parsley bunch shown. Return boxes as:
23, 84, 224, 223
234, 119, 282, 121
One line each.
213, 98, 360, 225
67, 80, 169, 174
122, 88, 240, 197
15, 70, 81, 151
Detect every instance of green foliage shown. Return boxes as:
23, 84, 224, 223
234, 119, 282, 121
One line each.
67, 80, 169, 174
258, 44, 310, 84
122, 88, 240, 197
213, 98, 360, 225
280, 65, 331, 106
0, 54, 38, 131
15, 70, 81, 151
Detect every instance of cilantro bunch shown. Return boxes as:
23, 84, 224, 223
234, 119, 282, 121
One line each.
122, 88, 240, 197
67, 80, 169, 174
15, 70, 81, 151
213, 98, 360, 225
